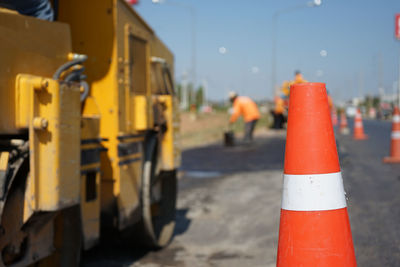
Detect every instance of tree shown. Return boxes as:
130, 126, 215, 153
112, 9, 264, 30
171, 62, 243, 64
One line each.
187, 83, 194, 107
372, 96, 380, 108
175, 83, 182, 102
195, 86, 204, 108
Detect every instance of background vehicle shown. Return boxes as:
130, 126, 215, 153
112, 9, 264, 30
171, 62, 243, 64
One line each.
0, 0, 180, 266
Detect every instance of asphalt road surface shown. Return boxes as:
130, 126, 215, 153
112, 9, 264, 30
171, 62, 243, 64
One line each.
339, 119, 400, 266
83, 120, 400, 267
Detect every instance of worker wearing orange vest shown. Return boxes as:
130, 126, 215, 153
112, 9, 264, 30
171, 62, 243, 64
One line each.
293, 70, 307, 84
229, 92, 260, 143
280, 70, 308, 100
273, 95, 285, 129
327, 91, 334, 111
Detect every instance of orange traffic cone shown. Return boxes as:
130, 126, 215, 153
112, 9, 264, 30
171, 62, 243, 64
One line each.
383, 107, 400, 163
339, 111, 349, 134
353, 108, 368, 140
332, 107, 338, 126
277, 83, 356, 266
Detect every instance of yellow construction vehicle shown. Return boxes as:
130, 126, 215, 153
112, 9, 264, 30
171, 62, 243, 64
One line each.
0, 0, 180, 265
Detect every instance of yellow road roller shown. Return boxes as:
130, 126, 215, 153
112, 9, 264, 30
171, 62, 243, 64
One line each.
0, 0, 180, 265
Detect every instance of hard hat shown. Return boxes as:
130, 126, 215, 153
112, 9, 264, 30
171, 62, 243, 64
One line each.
228, 91, 238, 100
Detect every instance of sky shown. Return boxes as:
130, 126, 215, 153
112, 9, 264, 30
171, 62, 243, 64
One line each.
135, 0, 400, 102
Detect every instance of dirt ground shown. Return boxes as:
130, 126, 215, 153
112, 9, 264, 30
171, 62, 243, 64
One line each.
179, 111, 272, 149
179, 112, 230, 149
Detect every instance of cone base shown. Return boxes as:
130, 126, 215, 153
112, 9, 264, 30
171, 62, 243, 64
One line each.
277, 208, 356, 266
383, 156, 400, 163
353, 134, 368, 140
340, 128, 350, 135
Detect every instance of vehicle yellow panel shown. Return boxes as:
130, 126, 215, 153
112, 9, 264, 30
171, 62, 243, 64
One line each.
132, 95, 149, 130
16, 75, 81, 213
80, 117, 102, 250
0, 10, 72, 133
150, 36, 174, 79
58, 0, 154, 229
158, 96, 181, 170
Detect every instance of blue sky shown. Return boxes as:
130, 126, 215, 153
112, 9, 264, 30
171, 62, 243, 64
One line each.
135, 0, 400, 101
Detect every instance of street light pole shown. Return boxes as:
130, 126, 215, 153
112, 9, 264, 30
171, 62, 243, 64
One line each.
270, 0, 321, 96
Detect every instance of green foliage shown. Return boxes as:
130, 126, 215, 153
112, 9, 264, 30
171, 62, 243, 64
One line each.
195, 86, 204, 108
187, 83, 195, 107
176, 82, 205, 111
372, 96, 380, 108
212, 103, 229, 112
175, 84, 182, 102
360, 95, 381, 110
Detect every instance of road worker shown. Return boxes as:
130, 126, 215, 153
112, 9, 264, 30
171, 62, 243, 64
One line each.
229, 92, 260, 144
280, 70, 308, 100
274, 71, 307, 128
273, 95, 285, 129
327, 90, 334, 111
293, 70, 307, 84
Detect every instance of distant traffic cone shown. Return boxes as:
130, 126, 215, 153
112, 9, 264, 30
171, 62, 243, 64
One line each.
339, 111, 349, 134
332, 107, 338, 126
383, 107, 400, 163
277, 83, 356, 266
353, 108, 368, 140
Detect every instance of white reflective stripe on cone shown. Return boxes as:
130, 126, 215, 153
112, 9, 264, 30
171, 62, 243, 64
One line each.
391, 131, 400, 139
393, 115, 400, 123
282, 172, 347, 211
355, 121, 363, 128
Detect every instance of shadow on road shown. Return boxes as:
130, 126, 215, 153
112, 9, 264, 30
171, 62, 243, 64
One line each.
82, 208, 192, 267
174, 208, 192, 236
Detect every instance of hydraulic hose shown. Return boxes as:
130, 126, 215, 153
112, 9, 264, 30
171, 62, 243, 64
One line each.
60, 63, 89, 102
79, 81, 89, 102
53, 54, 89, 102
64, 67, 85, 82
64, 69, 89, 102
53, 55, 87, 80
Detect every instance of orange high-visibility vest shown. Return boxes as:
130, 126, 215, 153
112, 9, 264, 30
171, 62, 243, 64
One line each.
274, 96, 285, 114
327, 95, 334, 110
230, 96, 260, 123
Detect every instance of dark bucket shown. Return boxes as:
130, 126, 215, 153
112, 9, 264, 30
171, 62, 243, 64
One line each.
224, 131, 235, 147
